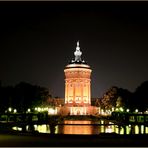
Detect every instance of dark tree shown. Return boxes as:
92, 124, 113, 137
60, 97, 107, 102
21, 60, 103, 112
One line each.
94, 98, 102, 107
117, 88, 133, 109
101, 86, 118, 110
101, 86, 133, 110
13, 82, 51, 112
133, 81, 148, 111
0, 86, 14, 112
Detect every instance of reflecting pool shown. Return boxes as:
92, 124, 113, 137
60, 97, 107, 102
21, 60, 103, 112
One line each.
12, 120, 148, 135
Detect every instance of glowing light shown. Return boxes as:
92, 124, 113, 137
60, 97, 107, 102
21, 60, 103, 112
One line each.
115, 108, 119, 111
126, 109, 130, 112
126, 125, 130, 134
141, 125, 144, 134
101, 125, 105, 133
106, 126, 112, 133
115, 125, 118, 134
63, 120, 92, 134
135, 109, 138, 113
146, 127, 148, 133
101, 109, 104, 115
37, 107, 41, 112
44, 107, 48, 111
48, 108, 55, 115
101, 120, 104, 124
8, 107, 12, 112
112, 107, 115, 112
14, 109, 17, 113
135, 125, 139, 134
37, 125, 50, 133
27, 108, 31, 112
12, 127, 22, 131
119, 107, 124, 112
65, 64, 90, 69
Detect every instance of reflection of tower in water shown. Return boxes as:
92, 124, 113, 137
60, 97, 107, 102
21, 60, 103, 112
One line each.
62, 120, 94, 134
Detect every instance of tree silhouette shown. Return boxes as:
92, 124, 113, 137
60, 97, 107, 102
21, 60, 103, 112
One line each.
101, 86, 133, 110
117, 88, 133, 109
101, 86, 118, 110
133, 81, 148, 111
0, 81, 51, 113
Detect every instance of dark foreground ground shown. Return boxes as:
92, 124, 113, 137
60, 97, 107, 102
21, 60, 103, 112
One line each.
0, 131, 148, 147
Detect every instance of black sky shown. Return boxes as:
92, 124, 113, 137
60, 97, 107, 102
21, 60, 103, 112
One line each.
0, 1, 148, 98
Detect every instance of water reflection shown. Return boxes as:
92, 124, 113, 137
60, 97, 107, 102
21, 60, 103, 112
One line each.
62, 120, 93, 134
12, 120, 148, 135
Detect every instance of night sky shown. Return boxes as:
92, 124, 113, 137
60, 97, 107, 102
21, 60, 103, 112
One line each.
0, 1, 148, 98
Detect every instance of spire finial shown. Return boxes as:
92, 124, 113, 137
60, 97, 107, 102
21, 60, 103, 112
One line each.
76, 40, 80, 51
77, 41, 79, 47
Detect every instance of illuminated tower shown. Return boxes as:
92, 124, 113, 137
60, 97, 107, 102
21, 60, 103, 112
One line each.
64, 41, 92, 115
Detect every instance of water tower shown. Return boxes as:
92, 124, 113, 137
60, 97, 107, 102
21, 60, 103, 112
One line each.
64, 41, 92, 115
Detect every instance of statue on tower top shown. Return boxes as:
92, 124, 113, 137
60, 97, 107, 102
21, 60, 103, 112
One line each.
74, 41, 82, 62
70, 41, 86, 64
